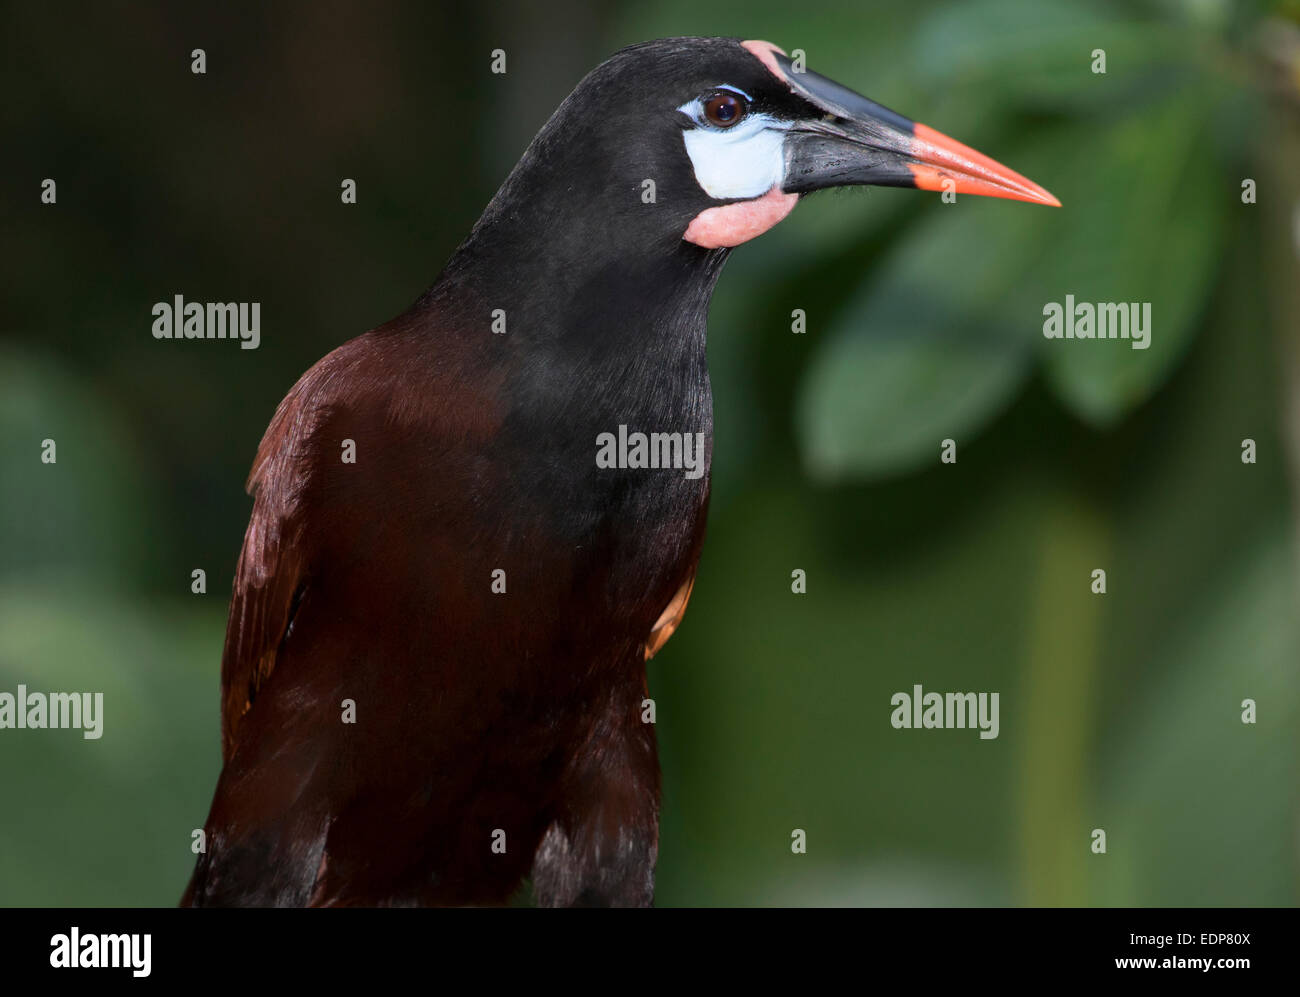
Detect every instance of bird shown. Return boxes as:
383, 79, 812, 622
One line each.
182, 36, 1058, 908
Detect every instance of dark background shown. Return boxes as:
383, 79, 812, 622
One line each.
2, 0, 1297, 905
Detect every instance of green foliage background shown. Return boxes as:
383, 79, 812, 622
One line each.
2, 0, 1297, 905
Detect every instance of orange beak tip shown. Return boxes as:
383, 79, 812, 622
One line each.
909, 122, 1061, 208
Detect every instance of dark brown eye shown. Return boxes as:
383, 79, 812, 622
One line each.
703, 92, 746, 128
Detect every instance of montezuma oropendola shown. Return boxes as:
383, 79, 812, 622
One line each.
183, 37, 1058, 908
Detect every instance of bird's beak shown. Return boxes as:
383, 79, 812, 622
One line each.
775, 54, 1060, 207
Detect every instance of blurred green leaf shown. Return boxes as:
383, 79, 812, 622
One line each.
1035, 97, 1227, 424
796, 65, 1236, 477
799, 330, 1029, 480
913, 0, 1179, 111
796, 199, 1050, 480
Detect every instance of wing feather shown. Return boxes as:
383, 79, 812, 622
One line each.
219, 357, 344, 761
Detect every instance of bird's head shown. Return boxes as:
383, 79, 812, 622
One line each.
459, 37, 1058, 303
670, 38, 1060, 248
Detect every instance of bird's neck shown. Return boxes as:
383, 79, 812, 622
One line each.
409, 201, 722, 593
426, 216, 729, 420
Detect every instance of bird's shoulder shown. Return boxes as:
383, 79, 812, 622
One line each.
220, 319, 501, 759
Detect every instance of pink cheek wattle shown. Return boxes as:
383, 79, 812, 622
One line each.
683, 186, 799, 249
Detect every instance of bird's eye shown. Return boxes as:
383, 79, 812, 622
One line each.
703, 92, 746, 128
